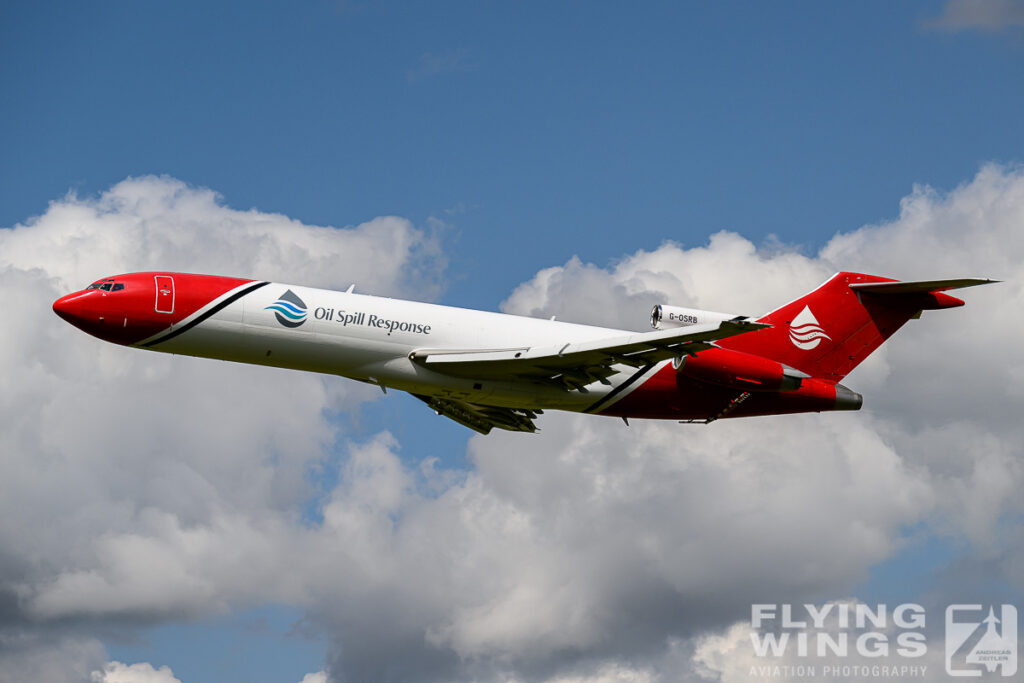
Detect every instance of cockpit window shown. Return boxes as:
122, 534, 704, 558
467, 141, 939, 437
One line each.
86, 278, 121, 291
87, 276, 116, 290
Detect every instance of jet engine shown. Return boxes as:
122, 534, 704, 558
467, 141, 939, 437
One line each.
650, 304, 747, 330
674, 347, 808, 392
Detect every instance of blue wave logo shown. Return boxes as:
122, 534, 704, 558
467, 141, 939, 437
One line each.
265, 289, 308, 328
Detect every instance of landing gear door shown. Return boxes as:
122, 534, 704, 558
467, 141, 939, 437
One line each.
154, 275, 175, 314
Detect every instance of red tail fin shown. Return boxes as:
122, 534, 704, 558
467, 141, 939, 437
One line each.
720, 272, 984, 382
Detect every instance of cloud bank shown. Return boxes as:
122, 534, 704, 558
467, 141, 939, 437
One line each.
0, 177, 443, 682
1, 168, 1021, 681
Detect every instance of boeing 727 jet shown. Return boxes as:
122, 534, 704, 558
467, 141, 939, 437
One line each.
52, 271, 994, 434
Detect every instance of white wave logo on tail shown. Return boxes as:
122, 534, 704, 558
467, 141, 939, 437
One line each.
789, 305, 831, 350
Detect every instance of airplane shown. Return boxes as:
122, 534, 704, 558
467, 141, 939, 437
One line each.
52, 271, 995, 434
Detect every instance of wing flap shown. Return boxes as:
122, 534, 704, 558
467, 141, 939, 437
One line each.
412, 394, 539, 434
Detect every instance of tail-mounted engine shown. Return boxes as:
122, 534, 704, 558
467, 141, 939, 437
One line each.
651, 304, 806, 391
650, 304, 748, 330
673, 348, 809, 392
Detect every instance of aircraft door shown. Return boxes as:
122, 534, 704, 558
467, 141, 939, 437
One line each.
154, 275, 175, 314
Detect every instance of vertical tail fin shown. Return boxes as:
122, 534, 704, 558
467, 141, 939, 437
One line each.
719, 273, 994, 382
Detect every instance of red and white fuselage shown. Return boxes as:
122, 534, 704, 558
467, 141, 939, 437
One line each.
52, 271, 992, 433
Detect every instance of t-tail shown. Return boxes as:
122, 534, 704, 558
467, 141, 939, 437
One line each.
720, 272, 997, 384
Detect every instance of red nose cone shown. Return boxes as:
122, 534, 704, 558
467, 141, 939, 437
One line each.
52, 292, 84, 324
52, 290, 123, 342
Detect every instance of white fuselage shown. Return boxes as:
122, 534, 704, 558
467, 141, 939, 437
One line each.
153, 282, 646, 411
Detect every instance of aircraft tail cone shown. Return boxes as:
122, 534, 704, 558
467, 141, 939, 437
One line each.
834, 383, 863, 411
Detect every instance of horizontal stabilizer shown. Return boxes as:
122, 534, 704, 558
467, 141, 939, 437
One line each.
849, 278, 998, 294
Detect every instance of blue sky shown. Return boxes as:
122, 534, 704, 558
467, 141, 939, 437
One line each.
3, 2, 1024, 682
5, 2, 1023, 308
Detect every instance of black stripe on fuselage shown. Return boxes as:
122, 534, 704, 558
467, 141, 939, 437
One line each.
142, 281, 270, 348
584, 362, 656, 414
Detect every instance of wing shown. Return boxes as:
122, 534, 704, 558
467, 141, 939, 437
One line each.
412, 394, 540, 435
409, 318, 769, 392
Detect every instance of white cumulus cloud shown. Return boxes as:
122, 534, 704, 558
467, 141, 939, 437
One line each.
91, 661, 182, 683
2, 167, 1022, 681
0, 176, 444, 678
